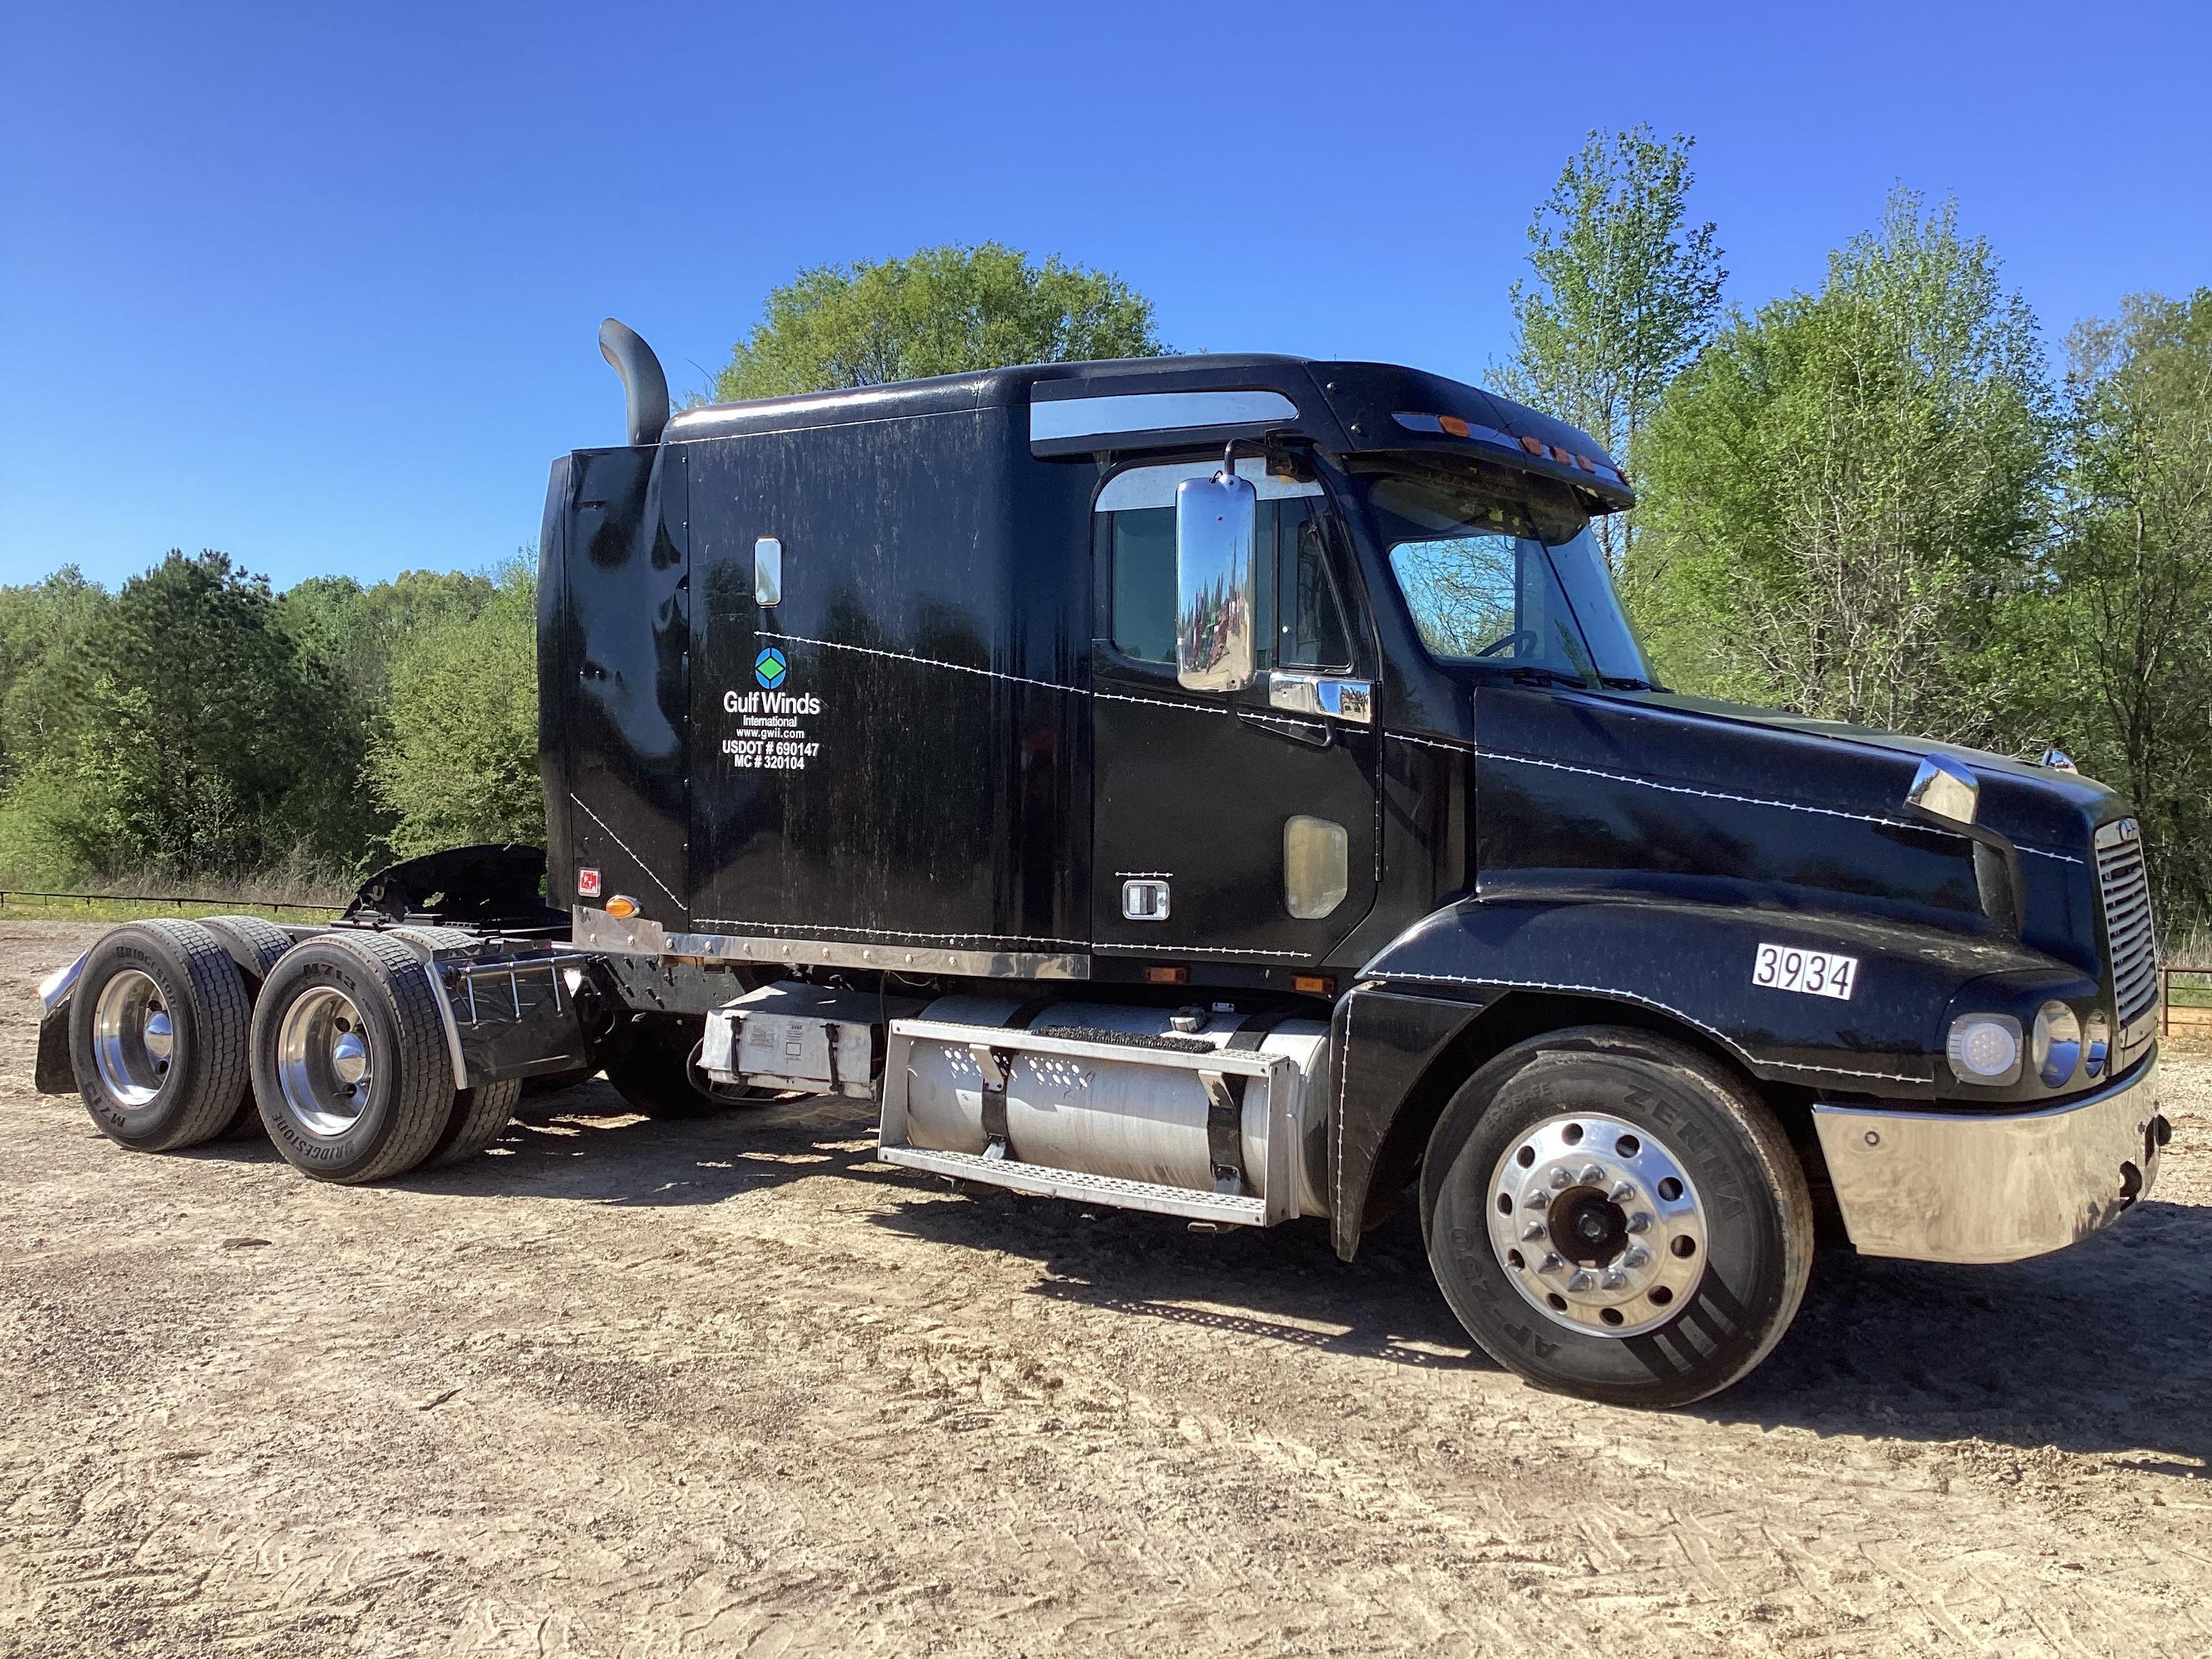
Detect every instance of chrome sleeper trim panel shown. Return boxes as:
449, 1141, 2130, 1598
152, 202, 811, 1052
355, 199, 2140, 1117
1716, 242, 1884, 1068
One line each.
573, 906, 1090, 981
1812, 1055, 2164, 1265
1029, 390, 1298, 443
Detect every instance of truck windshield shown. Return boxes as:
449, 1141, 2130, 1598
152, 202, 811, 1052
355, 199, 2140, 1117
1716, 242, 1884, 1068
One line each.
1359, 464, 1652, 688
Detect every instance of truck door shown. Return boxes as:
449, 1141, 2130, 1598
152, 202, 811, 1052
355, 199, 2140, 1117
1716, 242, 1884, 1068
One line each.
1088, 461, 1379, 968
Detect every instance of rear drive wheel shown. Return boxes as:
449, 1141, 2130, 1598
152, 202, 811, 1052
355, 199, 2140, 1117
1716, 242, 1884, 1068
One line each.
68, 920, 251, 1151
199, 915, 295, 1139
1421, 1026, 1812, 1409
251, 931, 456, 1183
428, 1078, 523, 1166
604, 1017, 775, 1115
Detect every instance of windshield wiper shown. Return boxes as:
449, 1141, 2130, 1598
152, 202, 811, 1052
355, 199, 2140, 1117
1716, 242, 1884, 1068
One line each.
1507, 664, 1590, 690
1599, 676, 1656, 691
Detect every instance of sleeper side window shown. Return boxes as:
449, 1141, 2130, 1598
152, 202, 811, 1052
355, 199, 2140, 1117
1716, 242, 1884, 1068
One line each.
1105, 485, 1352, 672
1109, 508, 1176, 663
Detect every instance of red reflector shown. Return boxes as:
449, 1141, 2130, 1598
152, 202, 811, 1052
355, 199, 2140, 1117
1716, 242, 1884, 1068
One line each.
1438, 414, 1471, 437
1144, 965, 1189, 985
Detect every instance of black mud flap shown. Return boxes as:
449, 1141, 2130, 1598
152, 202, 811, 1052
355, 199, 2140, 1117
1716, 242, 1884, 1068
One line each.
35, 1002, 77, 1094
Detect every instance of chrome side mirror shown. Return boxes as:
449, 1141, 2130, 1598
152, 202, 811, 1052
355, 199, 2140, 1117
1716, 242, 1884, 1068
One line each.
1174, 464, 1258, 693
1906, 754, 1979, 825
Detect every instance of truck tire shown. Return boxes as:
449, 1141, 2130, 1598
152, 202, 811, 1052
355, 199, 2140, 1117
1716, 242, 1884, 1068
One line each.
249, 930, 457, 1183
68, 920, 252, 1152
604, 1017, 775, 1115
198, 915, 295, 1139
1420, 1026, 1813, 1409
428, 1079, 523, 1166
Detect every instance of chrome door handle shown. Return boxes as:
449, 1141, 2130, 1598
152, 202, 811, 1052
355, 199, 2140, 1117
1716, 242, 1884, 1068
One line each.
1265, 672, 1372, 724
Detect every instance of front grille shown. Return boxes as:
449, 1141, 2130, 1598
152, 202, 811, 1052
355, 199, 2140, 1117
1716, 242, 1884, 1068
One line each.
2095, 819, 2158, 1028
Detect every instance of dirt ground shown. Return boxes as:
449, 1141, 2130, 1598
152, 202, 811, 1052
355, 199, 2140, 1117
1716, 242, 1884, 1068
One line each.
3, 920, 2209, 1658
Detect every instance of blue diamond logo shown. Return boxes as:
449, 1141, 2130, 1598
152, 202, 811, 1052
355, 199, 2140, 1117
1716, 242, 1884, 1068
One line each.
754, 647, 787, 689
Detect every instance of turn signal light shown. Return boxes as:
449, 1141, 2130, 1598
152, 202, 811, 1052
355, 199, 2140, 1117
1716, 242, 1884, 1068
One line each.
1144, 965, 1189, 985
603, 895, 638, 919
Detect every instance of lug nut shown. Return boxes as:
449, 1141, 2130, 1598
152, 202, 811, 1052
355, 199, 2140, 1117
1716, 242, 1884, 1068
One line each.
1626, 1212, 1652, 1233
1608, 1181, 1635, 1204
1579, 1164, 1605, 1186
1521, 1221, 1546, 1242
1622, 1246, 1652, 1270
1568, 1270, 1595, 1292
1549, 1167, 1573, 1190
1539, 1252, 1565, 1274
1601, 1269, 1629, 1290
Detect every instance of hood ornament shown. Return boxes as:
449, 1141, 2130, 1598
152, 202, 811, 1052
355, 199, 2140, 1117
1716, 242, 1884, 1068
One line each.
2040, 747, 2079, 775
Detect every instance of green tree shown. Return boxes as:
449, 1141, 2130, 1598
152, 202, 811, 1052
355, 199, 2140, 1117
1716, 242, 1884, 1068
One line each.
1498, 127, 1725, 570
11, 551, 365, 879
276, 568, 497, 710
2043, 291, 2212, 927
0, 567, 110, 786
714, 243, 1166, 401
1626, 191, 2054, 745
367, 556, 544, 855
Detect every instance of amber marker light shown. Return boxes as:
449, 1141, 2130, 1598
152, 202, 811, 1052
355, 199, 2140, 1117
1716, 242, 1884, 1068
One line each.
1437, 414, 1471, 437
1292, 974, 1336, 996
603, 895, 638, 919
1143, 965, 1189, 985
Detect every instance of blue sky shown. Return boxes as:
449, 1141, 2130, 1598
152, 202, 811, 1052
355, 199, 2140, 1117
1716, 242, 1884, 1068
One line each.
5, 1, 2208, 592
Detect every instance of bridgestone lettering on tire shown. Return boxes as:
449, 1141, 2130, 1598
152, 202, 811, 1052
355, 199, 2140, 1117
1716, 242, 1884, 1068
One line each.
199, 915, 295, 1139
1420, 1026, 1814, 1409
68, 920, 253, 1152
250, 930, 458, 1184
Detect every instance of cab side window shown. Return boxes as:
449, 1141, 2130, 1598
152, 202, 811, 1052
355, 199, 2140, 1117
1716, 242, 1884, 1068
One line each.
1107, 495, 1352, 672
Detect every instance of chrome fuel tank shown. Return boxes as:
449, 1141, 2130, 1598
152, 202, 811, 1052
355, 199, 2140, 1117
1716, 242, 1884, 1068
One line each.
896, 996, 1331, 1216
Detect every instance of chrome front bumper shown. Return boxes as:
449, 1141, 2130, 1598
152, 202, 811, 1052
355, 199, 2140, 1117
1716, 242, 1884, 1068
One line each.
1812, 1056, 2167, 1265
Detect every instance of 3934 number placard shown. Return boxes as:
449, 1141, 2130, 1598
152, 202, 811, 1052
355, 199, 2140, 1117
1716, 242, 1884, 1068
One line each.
1752, 943, 1858, 1001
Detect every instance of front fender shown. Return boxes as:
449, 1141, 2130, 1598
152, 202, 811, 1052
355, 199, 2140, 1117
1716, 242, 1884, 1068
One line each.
1324, 895, 2088, 1260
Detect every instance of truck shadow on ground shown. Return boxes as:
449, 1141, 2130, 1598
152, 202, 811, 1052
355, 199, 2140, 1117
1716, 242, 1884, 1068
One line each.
197, 1083, 2212, 1472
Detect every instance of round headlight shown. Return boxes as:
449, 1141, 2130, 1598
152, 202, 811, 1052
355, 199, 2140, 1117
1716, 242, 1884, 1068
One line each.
2032, 1001, 2081, 1088
1946, 1013, 2022, 1084
2081, 1009, 2111, 1080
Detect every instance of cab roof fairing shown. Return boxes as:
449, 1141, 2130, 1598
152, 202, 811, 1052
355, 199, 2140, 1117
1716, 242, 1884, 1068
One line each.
653, 354, 1631, 512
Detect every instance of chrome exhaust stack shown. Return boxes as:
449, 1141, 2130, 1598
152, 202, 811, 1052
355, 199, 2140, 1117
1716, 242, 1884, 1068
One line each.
597, 317, 669, 447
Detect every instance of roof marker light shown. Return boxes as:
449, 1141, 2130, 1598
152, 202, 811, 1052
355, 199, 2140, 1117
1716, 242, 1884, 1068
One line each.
1518, 435, 1546, 455
1437, 415, 1471, 437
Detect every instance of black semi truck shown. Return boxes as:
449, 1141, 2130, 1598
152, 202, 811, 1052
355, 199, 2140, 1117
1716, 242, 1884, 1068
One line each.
33, 321, 2171, 1407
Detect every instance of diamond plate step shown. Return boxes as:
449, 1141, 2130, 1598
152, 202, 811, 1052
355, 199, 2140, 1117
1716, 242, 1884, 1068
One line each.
878, 1144, 1268, 1227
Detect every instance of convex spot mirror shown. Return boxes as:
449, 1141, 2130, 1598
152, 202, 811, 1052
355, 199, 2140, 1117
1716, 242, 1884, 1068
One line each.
1174, 468, 1258, 693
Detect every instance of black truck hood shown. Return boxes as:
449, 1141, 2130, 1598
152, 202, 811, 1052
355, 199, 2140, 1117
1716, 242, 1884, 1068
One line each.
1625, 691, 2121, 857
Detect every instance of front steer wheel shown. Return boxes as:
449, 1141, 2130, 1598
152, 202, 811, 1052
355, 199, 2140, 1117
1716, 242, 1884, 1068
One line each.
250, 932, 458, 1183
1421, 1027, 1813, 1409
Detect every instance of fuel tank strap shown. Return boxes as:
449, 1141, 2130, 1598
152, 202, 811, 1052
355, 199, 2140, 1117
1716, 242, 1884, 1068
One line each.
978, 998, 1059, 1160
1206, 1007, 1298, 1193
1199, 1070, 1250, 1195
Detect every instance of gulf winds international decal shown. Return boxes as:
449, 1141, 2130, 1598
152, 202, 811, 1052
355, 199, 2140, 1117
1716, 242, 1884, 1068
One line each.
723, 670, 822, 771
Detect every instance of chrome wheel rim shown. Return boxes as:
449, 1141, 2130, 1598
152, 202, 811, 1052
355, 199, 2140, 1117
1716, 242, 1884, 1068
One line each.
276, 987, 373, 1136
1486, 1113, 1708, 1338
92, 968, 173, 1108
